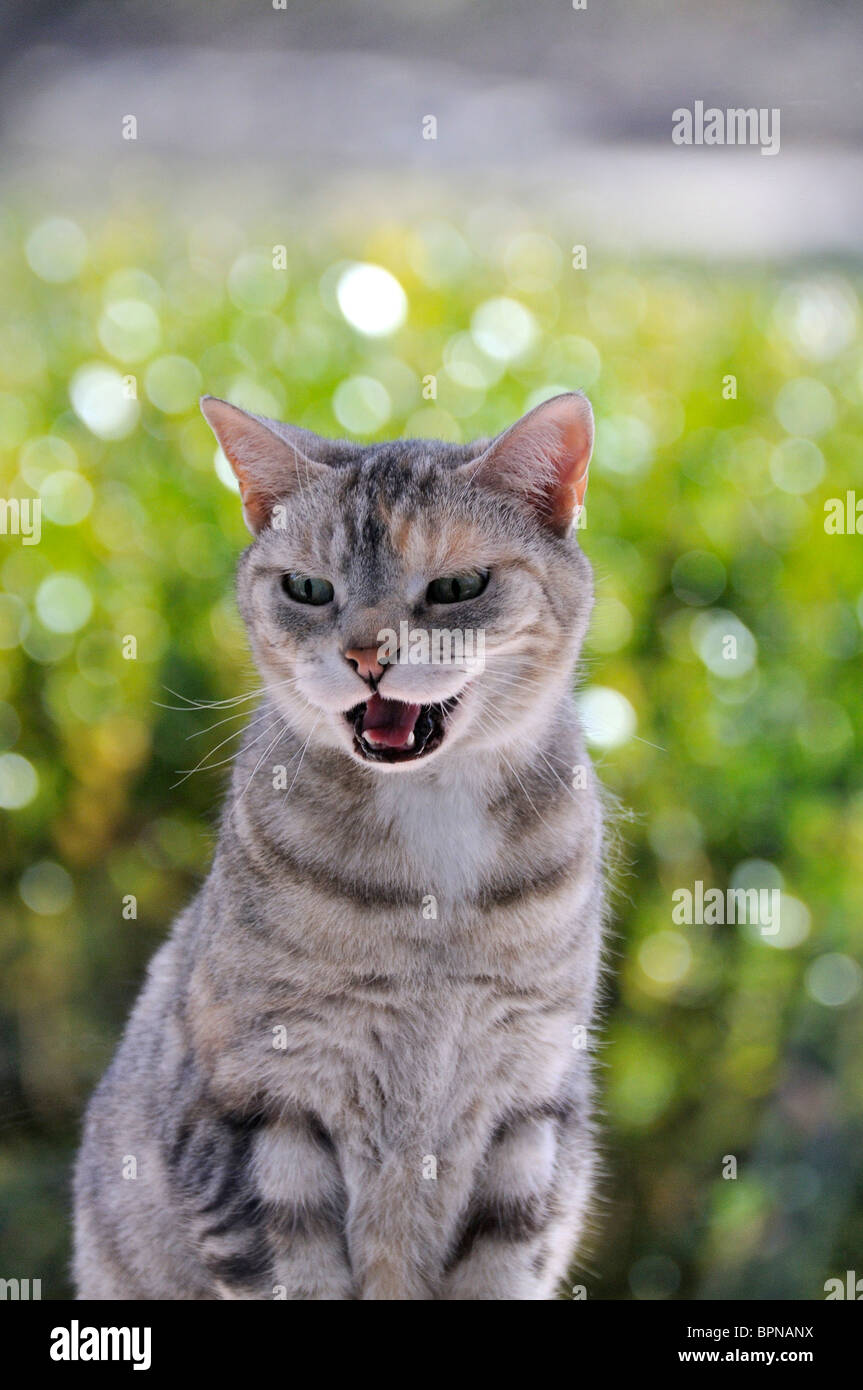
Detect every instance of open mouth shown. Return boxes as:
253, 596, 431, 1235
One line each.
345, 691, 461, 764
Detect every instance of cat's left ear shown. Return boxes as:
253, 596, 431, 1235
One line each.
200, 396, 331, 535
460, 392, 594, 536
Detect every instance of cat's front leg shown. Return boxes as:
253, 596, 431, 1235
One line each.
169, 1105, 354, 1299
440, 1107, 587, 1301
252, 1117, 355, 1300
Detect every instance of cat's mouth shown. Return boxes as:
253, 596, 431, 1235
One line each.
345, 692, 460, 764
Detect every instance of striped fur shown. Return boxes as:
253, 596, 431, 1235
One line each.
74, 393, 607, 1300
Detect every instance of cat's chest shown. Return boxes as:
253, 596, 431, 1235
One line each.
368, 774, 497, 897
206, 969, 575, 1146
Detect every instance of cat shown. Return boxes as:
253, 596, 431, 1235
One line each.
73, 390, 607, 1300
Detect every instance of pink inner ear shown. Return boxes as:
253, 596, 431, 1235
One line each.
547, 405, 592, 529
470, 393, 594, 536
200, 404, 276, 531
200, 396, 328, 536
238, 482, 276, 535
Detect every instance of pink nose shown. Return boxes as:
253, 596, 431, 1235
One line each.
344, 647, 385, 683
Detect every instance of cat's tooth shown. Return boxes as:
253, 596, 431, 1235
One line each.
405, 732, 415, 749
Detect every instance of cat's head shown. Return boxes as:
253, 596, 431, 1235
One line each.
201, 392, 594, 774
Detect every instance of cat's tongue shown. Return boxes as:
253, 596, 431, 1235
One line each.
361, 693, 422, 749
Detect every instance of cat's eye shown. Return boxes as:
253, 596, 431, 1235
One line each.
282, 573, 335, 606
426, 570, 489, 605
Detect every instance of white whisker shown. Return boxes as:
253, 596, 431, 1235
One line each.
282, 716, 321, 803
237, 720, 290, 802
171, 707, 282, 787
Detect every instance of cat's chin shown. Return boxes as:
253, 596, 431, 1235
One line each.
343, 691, 463, 768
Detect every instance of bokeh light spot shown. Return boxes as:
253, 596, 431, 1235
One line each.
0, 752, 38, 808
692, 610, 757, 678
98, 299, 162, 364
35, 574, 93, 634
70, 364, 139, 440
471, 297, 537, 362
805, 954, 862, 1007
19, 860, 73, 914
333, 376, 391, 434
25, 218, 87, 282
145, 355, 203, 415
578, 686, 637, 749
336, 263, 407, 337
41, 470, 94, 526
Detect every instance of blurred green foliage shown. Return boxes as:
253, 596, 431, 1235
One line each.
1, 202, 862, 1300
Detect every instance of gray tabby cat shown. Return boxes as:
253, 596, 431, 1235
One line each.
74, 390, 606, 1300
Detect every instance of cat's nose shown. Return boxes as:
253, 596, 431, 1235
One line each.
344, 647, 386, 685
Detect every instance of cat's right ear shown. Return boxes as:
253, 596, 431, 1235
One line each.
200, 396, 330, 535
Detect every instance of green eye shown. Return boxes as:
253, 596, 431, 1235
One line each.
282, 573, 334, 606
426, 570, 489, 604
